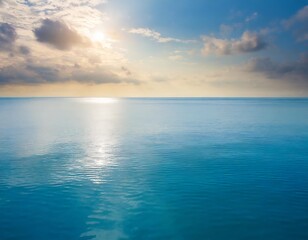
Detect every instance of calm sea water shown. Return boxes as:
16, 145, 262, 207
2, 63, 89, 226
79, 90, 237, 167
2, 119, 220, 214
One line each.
0, 98, 308, 240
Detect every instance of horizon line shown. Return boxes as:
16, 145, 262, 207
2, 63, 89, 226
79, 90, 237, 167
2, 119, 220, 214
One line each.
1, 96, 308, 99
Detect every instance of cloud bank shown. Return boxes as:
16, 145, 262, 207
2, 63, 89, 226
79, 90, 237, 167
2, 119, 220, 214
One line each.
0, 63, 140, 86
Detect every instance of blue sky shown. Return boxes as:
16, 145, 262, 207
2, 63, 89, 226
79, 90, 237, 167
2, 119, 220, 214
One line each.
105, 0, 304, 34
0, 0, 307, 96
106, 0, 306, 54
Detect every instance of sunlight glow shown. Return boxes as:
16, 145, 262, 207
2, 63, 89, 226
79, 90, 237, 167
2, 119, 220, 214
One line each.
91, 31, 106, 43
83, 98, 118, 104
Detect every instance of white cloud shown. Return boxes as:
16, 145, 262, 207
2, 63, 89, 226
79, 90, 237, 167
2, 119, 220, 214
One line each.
0, 0, 139, 86
129, 28, 194, 44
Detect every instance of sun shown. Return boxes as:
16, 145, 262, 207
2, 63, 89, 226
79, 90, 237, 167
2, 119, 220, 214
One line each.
91, 31, 106, 43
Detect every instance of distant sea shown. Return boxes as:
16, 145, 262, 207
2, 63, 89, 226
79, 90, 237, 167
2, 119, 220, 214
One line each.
0, 98, 308, 240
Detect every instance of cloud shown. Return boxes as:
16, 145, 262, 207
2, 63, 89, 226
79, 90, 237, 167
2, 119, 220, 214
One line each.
0, 22, 17, 51
0, 63, 140, 85
245, 12, 258, 23
219, 12, 258, 38
72, 68, 140, 85
121, 66, 132, 76
0, 22, 32, 56
0, 1, 134, 88
129, 28, 193, 43
294, 28, 308, 42
244, 54, 308, 85
34, 19, 89, 50
284, 6, 308, 27
0, 65, 61, 85
0, 0, 106, 33
283, 6, 308, 42
202, 31, 267, 56
18, 45, 31, 55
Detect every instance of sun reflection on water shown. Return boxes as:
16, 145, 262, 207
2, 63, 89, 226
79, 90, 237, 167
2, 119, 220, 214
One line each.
75, 99, 121, 184
82, 98, 118, 104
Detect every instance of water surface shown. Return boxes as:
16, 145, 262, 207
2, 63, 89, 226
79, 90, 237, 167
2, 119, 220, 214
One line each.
0, 98, 308, 239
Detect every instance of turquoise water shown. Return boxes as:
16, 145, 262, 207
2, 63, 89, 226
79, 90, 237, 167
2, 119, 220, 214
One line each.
0, 98, 308, 240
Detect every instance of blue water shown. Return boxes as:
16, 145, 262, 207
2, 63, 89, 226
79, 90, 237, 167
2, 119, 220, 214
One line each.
0, 98, 308, 240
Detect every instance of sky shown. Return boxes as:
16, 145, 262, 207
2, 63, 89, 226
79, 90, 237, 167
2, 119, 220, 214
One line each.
0, 0, 307, 97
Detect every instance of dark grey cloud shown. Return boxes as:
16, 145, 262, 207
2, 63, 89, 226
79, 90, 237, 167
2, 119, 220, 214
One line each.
202, 31, 267, 56
0, 64, 140, 86
0, 22, 31, 56
34, 19, 89, 50
18, 45, 31, 55
245, 54, 308, 86
0, 65, 61, 85
0, 22, 17, 51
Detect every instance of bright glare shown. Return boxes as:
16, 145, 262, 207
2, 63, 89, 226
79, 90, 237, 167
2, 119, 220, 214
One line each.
83, 98, 118, 104
91, 31, 106, 42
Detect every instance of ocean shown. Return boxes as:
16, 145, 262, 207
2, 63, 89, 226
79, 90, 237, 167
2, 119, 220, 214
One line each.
0, 98, 308, 240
